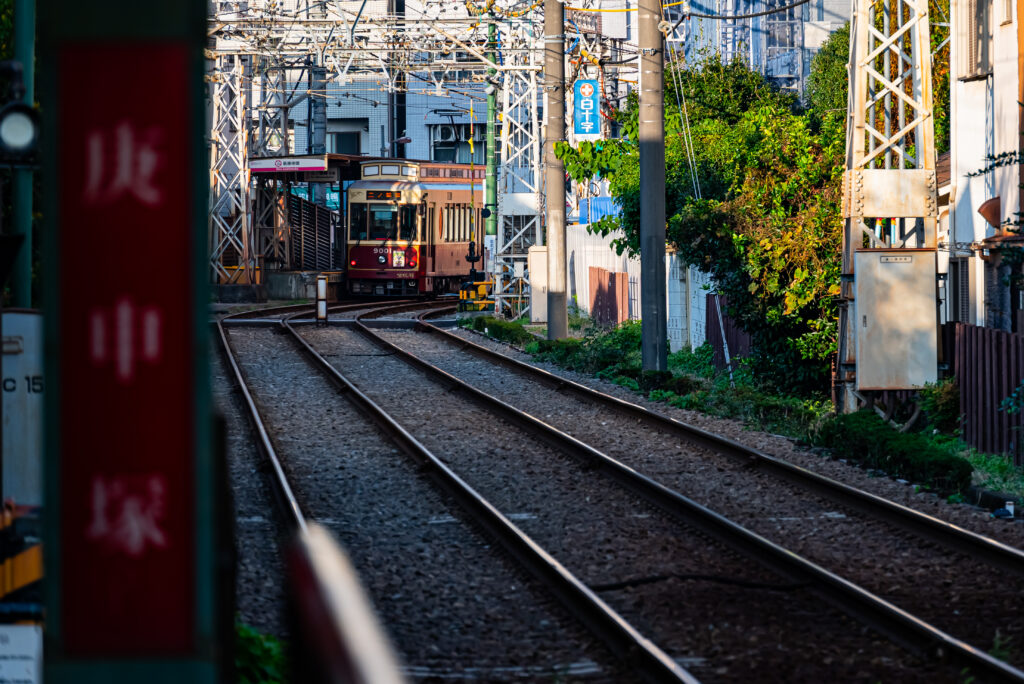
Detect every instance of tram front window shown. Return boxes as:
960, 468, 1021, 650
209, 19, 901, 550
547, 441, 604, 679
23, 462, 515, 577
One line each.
369, 205, 399, 240
401, 205, 419, 242
350, 203, 368, 240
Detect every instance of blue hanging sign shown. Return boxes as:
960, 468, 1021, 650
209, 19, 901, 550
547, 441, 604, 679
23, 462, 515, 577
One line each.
573, 79, 601, 141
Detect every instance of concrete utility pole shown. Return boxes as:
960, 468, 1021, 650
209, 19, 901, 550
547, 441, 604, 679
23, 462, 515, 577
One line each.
11, 0, 34, 307
638, 0, 667, 370
544, 0, 568, 339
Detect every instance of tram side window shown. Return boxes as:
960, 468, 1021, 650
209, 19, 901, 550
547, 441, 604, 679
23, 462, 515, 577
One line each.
400, 205, 419, 242
428, 206, 435, 243
350, 203, 368, 240
369, 205, 399, 240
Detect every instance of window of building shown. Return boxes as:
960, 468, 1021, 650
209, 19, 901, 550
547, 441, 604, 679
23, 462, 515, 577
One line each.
959, 0, 993, 79
430, 124, 485, 164
328, 131, 361, 154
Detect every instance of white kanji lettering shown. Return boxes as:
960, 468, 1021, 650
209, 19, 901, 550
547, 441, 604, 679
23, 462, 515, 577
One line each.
88, 298, 163, 383
87, 474, 168, 557
84, 122, 164, 207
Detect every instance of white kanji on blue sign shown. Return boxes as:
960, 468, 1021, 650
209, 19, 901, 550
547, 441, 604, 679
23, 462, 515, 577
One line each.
573, 79, 601, 141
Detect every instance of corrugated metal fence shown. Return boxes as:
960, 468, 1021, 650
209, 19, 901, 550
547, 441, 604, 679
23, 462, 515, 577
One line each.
954, 323, 1024, 464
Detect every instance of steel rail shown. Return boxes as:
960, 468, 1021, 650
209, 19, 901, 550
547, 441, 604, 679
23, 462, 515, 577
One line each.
222, 298, 415, 323
214, 320, 307, 532
215, 319, 408, 683
338, 308, 1024, 683
281, 307, 697, 684
415, 309, 1024, 577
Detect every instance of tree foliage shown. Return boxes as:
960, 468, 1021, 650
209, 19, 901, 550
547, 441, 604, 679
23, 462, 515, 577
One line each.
557, 54, 844, 393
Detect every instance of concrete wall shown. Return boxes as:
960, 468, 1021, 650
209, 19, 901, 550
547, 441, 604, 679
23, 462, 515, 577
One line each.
532, 223, 713, 352
949, 0, 1019, 327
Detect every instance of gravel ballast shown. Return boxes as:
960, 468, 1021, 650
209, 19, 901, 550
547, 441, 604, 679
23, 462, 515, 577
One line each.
225, 325, 631, 681
301, 324, 950, 683
385, 326, 1024, 668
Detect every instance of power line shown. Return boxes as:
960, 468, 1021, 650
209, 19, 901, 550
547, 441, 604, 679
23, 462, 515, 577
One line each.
671, 0, 813, 32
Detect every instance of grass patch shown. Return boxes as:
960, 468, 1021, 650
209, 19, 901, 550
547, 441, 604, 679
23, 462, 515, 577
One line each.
235, 621, 287, 684
812, 411, 974, 493
465, 315, 536, 346
924, 433, 1024, 499
523, 323, 829, 439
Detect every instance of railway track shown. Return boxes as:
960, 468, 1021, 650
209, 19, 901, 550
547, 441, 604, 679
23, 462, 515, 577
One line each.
376, 307, 1024, 672
282, 301, 1022, 682
216, 306, 687, 682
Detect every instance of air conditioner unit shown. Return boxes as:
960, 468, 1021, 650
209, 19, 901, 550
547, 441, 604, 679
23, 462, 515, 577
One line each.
438, 125, 456, 142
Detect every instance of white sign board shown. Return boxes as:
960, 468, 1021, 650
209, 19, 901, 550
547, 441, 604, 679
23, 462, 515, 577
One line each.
0, 625, 42, 684
249, 156, 328, 173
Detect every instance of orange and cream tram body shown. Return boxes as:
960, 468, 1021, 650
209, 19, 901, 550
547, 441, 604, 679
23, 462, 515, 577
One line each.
345, 160, 485, 296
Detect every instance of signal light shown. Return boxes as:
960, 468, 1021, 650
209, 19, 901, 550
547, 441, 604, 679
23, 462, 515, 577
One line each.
350, 259, 357, 267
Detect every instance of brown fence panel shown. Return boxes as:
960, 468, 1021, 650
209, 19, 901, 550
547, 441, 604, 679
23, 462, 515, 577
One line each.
704, 294, 752, 370
954, 323, 1024, 464
588, 267, 628, 326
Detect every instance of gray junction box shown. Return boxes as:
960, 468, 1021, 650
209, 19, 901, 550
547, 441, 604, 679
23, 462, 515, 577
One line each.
853, 249, 938, 390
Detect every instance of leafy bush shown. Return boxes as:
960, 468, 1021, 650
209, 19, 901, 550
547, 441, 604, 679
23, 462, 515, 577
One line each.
469, 315, 535, 345
668, 343, 716, 378
814, 411, 974, 492
919, 378, 961, 433
235, 621, 287, 684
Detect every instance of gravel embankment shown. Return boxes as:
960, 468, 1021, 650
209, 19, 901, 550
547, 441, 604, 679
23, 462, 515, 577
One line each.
447, 328, 1024, 546
211, 333, 289, 637
387, 327, 1024, 667
224, 326, 630, 682
302, 325, 948, 683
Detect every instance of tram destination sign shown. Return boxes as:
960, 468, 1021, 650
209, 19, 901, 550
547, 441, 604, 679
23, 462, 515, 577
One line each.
366, 190, 402, 200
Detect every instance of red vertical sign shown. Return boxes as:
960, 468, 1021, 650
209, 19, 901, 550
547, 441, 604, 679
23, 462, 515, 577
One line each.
58, 44, 195, 655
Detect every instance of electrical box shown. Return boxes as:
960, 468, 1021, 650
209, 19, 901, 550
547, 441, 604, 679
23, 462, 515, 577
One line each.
2, 311, 43, 507
528, 245, 547, 324
853, 249, 938, 390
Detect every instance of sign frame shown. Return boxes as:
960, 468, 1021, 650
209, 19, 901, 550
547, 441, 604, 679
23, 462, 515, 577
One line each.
40, 1, 221, 682
572, 79, 601, 141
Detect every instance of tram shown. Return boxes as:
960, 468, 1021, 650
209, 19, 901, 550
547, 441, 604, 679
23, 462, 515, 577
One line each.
345, 160, 485, 296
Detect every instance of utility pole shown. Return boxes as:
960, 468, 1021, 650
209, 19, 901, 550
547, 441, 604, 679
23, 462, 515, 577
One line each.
638, 0, 667, 370
485, 19, 498, 243
544, 0, 568, 339
11, 0, 34, 307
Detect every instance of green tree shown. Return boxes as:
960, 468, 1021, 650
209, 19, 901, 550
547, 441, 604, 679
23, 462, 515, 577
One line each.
558, 55, 842, 393
806, 22, 849, 120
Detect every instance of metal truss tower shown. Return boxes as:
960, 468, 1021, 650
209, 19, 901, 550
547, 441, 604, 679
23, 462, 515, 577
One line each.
208, 52, 255, 284
836, 0, 938, 411
206, 0, 545, 309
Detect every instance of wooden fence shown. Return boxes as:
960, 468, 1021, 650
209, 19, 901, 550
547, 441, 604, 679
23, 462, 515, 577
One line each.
588, 266, 629, 326
954, 323, 1024, 464
704, 294, 751, 369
